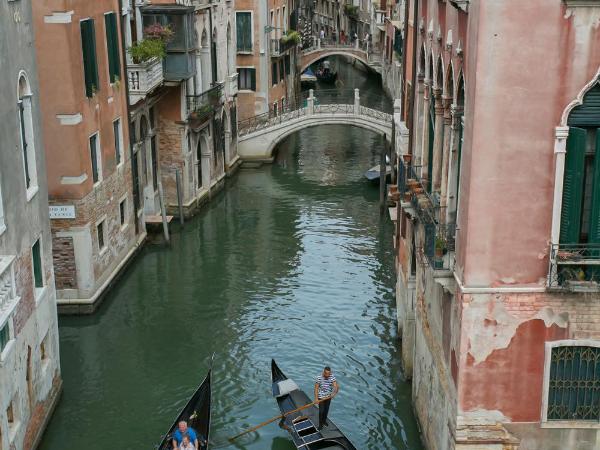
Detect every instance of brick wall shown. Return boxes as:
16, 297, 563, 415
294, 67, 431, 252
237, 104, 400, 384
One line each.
52, 237, 76, 290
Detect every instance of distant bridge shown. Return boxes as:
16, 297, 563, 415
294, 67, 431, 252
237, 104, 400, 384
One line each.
237, 89, 393, 162
300, 40, 382, 73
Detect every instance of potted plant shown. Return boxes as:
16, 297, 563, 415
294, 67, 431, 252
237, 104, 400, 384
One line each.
127, 24, 173, 64
435, 236, 446, 258
281, 30, 301, 46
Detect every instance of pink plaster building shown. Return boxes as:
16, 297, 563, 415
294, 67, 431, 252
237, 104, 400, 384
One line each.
32, 0, 144, 312
394, 1, 600, 449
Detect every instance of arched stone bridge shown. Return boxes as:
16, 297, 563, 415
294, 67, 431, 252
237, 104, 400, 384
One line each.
300, 41, 382, 73
237, 89, 392, 162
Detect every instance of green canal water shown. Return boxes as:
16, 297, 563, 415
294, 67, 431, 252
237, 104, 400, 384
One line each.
38, 58, 423, 450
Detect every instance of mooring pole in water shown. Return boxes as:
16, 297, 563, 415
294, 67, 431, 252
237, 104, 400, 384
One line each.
380, 134, 386, 213
175, 168, 184, 226
158, 180, 170, 244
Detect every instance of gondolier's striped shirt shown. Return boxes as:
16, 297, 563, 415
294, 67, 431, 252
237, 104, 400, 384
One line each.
316, 374, 337, 399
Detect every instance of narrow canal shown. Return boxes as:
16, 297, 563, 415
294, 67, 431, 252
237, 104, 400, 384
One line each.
39, 57, 423, 450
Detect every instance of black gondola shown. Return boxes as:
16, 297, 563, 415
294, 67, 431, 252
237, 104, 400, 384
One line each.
157, 370, 211, 450
315, 68, 338, 84
271, 360, 358, 450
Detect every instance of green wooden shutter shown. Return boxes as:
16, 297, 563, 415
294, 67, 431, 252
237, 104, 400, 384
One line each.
588, 130, 600, 280
236, 13, 251, 51
105, 13, 121, 83
81, 19, 99, 97
560, 127, 586, 244
32, 239, 43, 288
427, 97, 435, 192
250, 68, 256, 91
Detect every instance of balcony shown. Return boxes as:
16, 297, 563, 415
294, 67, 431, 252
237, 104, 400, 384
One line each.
226, 73, 238, 98
141, 5, 197, 81
0, 256, 18, 325
548, 243, 600, 292
186, 83, 223, 124
398, 158, 456, 273
127, 57, 164, 104
271, 39, 282, 57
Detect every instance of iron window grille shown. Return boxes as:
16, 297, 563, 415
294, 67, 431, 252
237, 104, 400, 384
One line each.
547, 346, 600, 422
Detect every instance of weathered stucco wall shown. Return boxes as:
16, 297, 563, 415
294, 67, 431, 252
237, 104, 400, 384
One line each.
458, 1, 600, 288
0, 1, 62, 448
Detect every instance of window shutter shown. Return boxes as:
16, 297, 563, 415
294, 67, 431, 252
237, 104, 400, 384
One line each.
559, 127, 586, 244
81, 19, 99, 97
427, 98, 435, 192
236, 13, 251, 51
105, 13, 121, 83
250, 68, 256, 91
589, 129, 600, 245
32, 240, 43, 288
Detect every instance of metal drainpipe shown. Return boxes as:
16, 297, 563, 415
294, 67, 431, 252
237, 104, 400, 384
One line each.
406, 0, 418, 157
117, 0, 140, 235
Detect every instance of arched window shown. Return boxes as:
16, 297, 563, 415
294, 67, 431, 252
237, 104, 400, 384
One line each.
17, 73, 38, 196
558, 81, 600, 284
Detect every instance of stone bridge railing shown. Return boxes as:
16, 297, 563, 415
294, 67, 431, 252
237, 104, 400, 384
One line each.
301, 38, 382, 67
238, 89, 392, 137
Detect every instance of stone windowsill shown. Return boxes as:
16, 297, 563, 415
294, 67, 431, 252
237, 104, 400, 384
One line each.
8, 420, 21, 444
542, 420, 600, 429
564, 0, 600, 6
26, 185, 39, 202
34, 286, 47, 307
0, 339, 16, 367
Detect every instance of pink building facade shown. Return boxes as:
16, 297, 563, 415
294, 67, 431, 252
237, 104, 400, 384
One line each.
395, 1, 600, 449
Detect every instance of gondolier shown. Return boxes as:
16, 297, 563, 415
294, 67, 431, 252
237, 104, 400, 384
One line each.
314, 366, 339, 429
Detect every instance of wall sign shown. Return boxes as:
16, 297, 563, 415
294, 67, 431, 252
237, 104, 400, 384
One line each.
49, 205, 76, 219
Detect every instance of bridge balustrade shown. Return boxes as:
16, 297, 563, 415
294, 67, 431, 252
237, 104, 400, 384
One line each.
238, 89, 392, 137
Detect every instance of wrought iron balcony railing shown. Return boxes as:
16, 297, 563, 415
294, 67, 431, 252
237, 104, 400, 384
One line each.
399, 159, 456, 271
186, 83, 223, 123
548, 243, 600, 291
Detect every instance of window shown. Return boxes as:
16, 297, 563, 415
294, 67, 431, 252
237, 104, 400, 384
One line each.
284, 55, 291, 78
0, 322, 9, 354
0, 175, 4, 232
271, 62, 278, 86
279, 59, 285, 82
89, 133, 101, 183
119, 199, 126, 226
97, 220, 106, 251
80, 18, 99, 97
546, 345, 600, 421
40, 334, 48, 361
151, 136, 158, 191
18, 74, 38, 196
32, 239, 43, 289
237, 68, 256, 91
104, 12, 121, 84
236, 12, 252, 52
282, 6, 287, 32
113, 118, 122, 165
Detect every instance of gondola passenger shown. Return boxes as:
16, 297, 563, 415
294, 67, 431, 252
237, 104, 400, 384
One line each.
179, 434, 195, 450
172, 421, 199, 450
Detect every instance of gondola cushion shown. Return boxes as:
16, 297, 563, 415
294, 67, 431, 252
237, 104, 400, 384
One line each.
275, 379, 299, 397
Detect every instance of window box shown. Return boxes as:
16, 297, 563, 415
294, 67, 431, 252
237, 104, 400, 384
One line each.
127, 57, 164, 104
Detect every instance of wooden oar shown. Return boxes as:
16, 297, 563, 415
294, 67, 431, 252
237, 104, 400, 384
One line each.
228, 393, 337, 442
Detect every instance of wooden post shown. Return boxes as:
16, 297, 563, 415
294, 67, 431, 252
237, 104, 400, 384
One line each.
380, 134, 386, 213
157, 180, 170, 244
391, 119, 397, 184
175, 168, 185, 226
